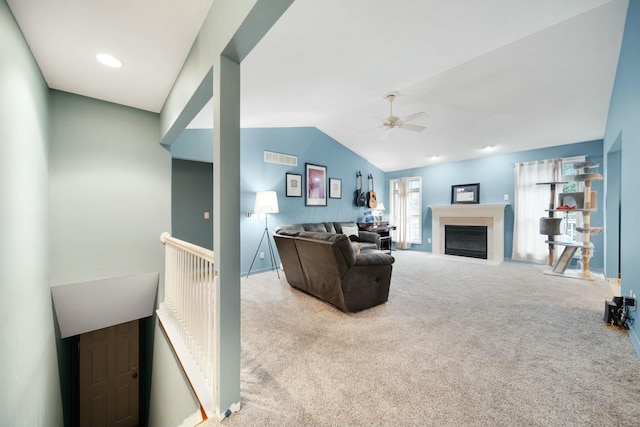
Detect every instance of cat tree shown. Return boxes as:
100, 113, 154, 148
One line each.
538, 161, 602, 280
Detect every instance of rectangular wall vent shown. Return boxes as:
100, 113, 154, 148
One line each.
264, 151, 297, 166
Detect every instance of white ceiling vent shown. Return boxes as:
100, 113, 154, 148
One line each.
264, 151, 297, 166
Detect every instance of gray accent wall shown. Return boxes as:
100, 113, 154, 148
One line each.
172, 158, 214, 250
0, 1, 63, 425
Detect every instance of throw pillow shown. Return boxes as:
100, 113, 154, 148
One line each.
348, 235, 362, 242
342, 225, 359, 238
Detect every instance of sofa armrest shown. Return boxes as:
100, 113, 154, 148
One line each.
358, 231, 380, 246
354, 252, 395, 266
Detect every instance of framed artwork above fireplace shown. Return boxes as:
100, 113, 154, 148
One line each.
451, 183, 480, 204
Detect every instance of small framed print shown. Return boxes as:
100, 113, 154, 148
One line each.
306, 163, 327, 206
451, 183, 480, 204
329, 178, 342, 199
286, 173, 302, 197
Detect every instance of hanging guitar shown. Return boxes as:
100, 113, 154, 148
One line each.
355, 171, 366, 207
367, 174, 378, 208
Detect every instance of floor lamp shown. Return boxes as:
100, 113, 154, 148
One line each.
247, 191, 280, 278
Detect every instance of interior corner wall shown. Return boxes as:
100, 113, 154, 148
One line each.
603, 0, 640, 357
48, 90, 197, 425
0, 1, 63, 425
385, 139, 604, 269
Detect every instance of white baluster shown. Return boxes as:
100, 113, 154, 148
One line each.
159, 233, 216, 414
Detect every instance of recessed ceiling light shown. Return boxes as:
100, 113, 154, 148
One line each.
483, 145, 496, 150
96, 53, 122, 68
430, 155, 440, 160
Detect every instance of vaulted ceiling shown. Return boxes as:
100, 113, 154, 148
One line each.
8, 0, 628, 171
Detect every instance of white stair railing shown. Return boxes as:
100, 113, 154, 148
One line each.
158, 232, 217, 420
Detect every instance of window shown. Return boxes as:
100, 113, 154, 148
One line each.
561, 156, 586, 194
389, 177, 422, 244
560, 155, 586, 243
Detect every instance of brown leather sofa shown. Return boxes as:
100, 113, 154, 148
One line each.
273, 227, 395, 312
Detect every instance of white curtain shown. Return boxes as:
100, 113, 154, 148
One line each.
396, 178, 412, 249
512, 159, 562, 263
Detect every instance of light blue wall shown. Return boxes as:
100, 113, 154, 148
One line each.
603, 0, 640, 356
241, 127, 386, 274
172, 129, 603, 272
0, 2, 63, 425
386, 140, 605, 270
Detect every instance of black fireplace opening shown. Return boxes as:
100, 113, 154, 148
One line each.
445, 225, 488, 259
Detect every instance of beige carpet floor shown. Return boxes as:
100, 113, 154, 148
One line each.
213, 250, 640, 426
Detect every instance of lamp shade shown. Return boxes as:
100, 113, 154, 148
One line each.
376, 203, 386, 211
254, 191, 279, 214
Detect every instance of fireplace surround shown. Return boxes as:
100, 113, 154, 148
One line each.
430, 204, 508, 264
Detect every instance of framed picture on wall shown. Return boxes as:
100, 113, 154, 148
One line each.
305, 163, 327, 206
451, 183, 480, 204
329, 178, 342, 199
286, 173, 302, 197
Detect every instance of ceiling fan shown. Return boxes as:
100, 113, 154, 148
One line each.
378, 93, 427, 139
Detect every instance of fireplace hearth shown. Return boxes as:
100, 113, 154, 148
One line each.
445, 225, 488, 259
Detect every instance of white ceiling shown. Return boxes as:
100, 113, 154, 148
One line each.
8, 0, 628, 172
7, 0, 213, 112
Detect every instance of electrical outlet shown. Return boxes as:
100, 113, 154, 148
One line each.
259, 251, 265, 260
504, 194, 509, 201
427, 238, 432, 244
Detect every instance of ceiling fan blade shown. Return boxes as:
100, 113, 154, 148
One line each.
380, 127, 393, 139
398, 123, 426, 132
400, 111, 427, 123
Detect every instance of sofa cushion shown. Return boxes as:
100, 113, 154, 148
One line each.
341, 225, 360, 238
277, 229, 301, 237
333, 221, 358, 234
275, 224, 305, 235
298, 231, 356, 267
303, 223, 328, 232
323, 222, 337, 233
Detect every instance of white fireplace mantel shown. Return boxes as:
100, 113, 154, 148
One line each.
430, 204, 508, 264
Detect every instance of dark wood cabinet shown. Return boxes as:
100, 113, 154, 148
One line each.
357, 222, 396, 253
